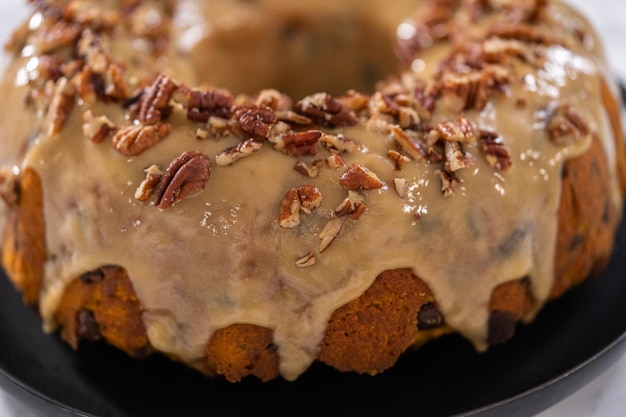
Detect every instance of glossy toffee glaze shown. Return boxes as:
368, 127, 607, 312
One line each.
0, 0, 622, 380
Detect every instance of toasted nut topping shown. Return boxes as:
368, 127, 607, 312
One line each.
390, 125, 425, 161
439, 169, 461, 198
445, 141, 475, 172
283, 130, 322, 157
134, 164, 163, 201
82, 110, 116, 143
296, 92, 358, 127
326, 153, 346, 170
187, 88, 233, 122
335, 190, 366, 219
255, 89, 292, 111
234, 105, 278, 139
439, 71, 490, 112
112, 122, 172, 156
320, 134, 361, 153
338, 90, 369, 113
295, 251, 317, 268
339, 164, 384, 190
30, 21, 82, 54
136, 73, 179, 125
393, 178, 409, 198
546, 104, 590, 145
279, 188, 301, 229
215, 139, 263, 166
45, 77, 76, 136
297, 185, 323, 214
319, 218, 343, 253
388, 149, 411, 170
294, 160, 323, 178
156, 151, 211, 209
275, 110, 313, 126
479, 130, 513, 171
436, 114, 476, 143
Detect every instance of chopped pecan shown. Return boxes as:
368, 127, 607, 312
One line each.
279, 188, 301, 229
295, 251, 317, 268
134, 164, 163, 201
319, 134, 361, 154
30, 21, 83, 54
393, 178, 409, 198
187, 88, 233, 122
136, 73, 179, 125
488, 22, 555, 44
297, 185, 323, 214
319, 218, 343, 253
295, 92, 358, 127
156, 151, 211, 209
338, 90, 370, 113
255, 89, 292, 111
436, 114, 476, 143
339, 164, 384, 191
215, 139, 263, 166
479, 130, 513, 171
275, 110, 313, 126
82, 110, 116, 143
335, 190, 366, 219
282, 130, 322, 157
112, 122, 172, 156
326, 153, 346, 170
390, 125, 425, 161
546, 105, 590, 145
294, 160, 324, 178
388, 149, 411, 170
234, 105, 278, 139
439, 169, 461, 198
445, 141, 475, 172
439, 71, 490, 112
45, 77, 76, 136
104, 62, 129, 101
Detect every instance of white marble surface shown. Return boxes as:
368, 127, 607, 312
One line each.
0, 0, 625, 416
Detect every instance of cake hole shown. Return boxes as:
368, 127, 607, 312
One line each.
184, 4, 409, 98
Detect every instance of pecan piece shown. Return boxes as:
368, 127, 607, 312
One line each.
319, 219, 343, 253
320, 134, 361, 154
82, 110, 116, 143
444, 141, 475, 172
390, 125, 425, 161
295, 92, 358, 127
112, 122, 172, 156
294, 160, 324, 178
279, 188, 301, 229
335, 190, 366, 219
295, 251, 317, 268
479, 130, 513, 171
134, 164, 163, 201
45, 77, 76, 136
215, 139, 263, 166
297, 185, 323, 214
439, 169, 461, 198
436, 114, 476, 144
156, 151, 211, 209
282, 130, 322, 157
137, 73, 179, 125
339, 164, 384, 191
234, 105, 278, 139
187, 88, 233, 122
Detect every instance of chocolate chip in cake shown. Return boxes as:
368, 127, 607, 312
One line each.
488, 310, 517, 345
77, 309, 101, 341
79, 268, 105, 284
417, 303, 444, 330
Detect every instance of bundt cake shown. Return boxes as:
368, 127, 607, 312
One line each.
0, 0, 624, 382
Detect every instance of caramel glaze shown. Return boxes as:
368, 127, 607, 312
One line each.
0, 0, 623, 380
